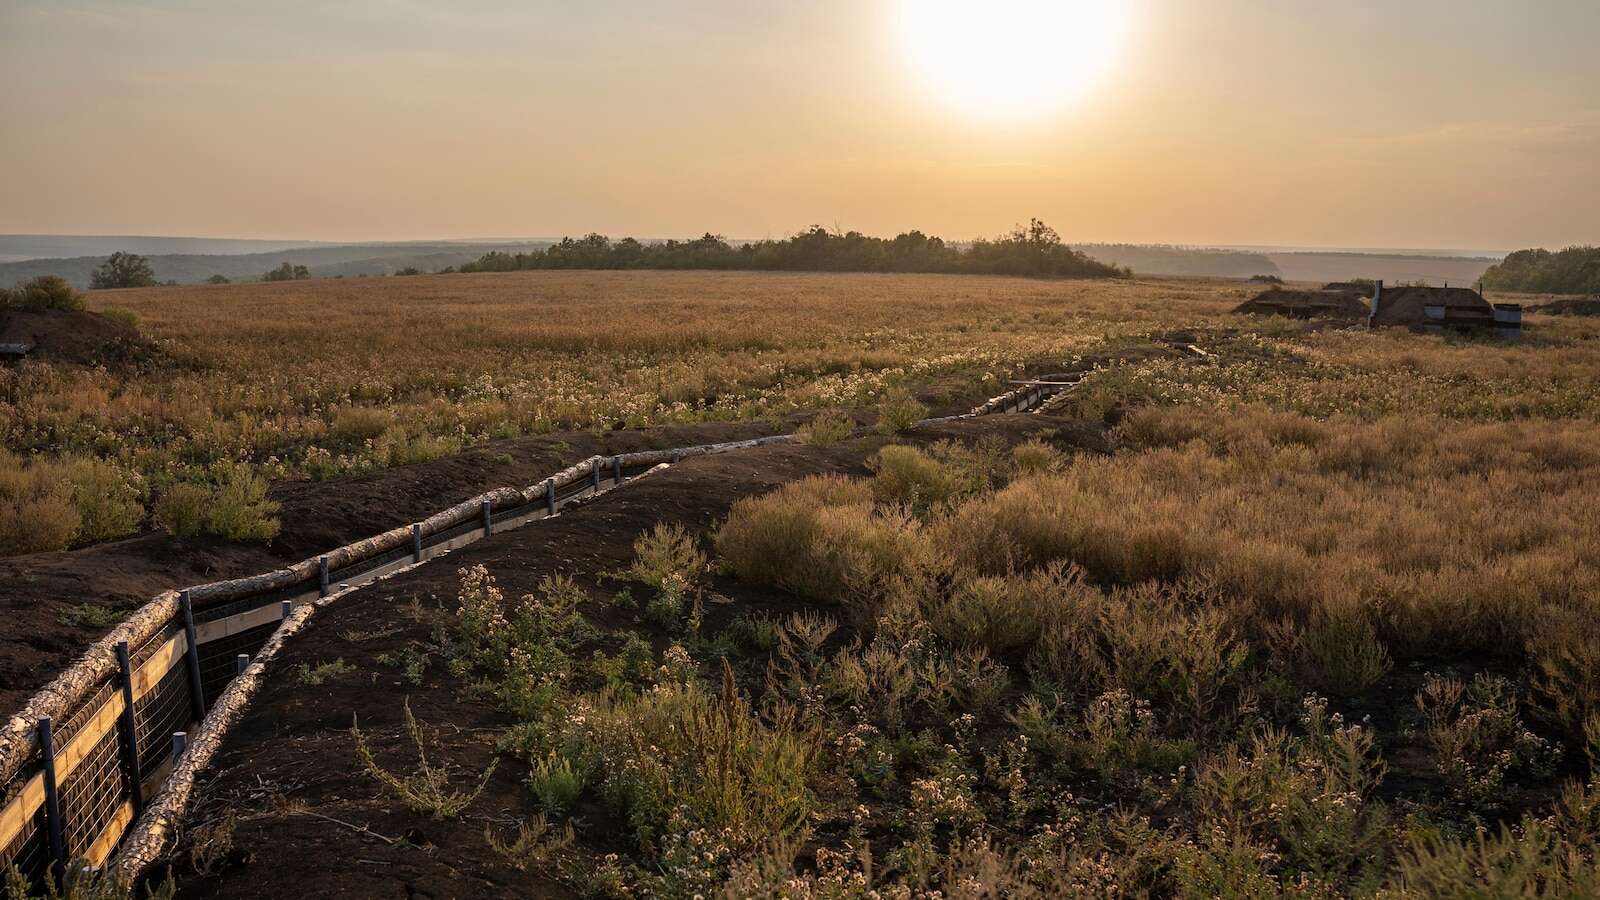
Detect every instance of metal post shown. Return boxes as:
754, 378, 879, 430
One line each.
319, 556, 330, 598
38, 717, 66, 886
481, 500, 493, 536
545, 479, 556, 515
612, 456, 623, 484
236, 654, 250, 674
412, 524, 423, 562
281, 600, 293, 620
179, 590, 206, 720
114, 641, 145, 817
591, 458, 600, 490
172, 732, 187, 759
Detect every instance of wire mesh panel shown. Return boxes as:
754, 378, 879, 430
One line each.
57, 726, 128, 861
134, 657, 192, 777
0, 808, 49, 897
198, 620, 278, 704
0, 751, 49, 896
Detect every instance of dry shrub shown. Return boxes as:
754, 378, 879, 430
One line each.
629, 522, 706, 591
1028, 581, 1250, 732
942, 413, 1600, 671
1295, 601, 1392, 697
1389, 813, 1600, 895
875, 388, 927, 435
155, 483, 209, 537
0, 452, 80, 554
1010, 438, 1065, 476
1415, 673, 1558, 808
0, 451, 143, 554
1527, 608, 1600, 750
871, 445, 955, 507
351, 698, 497, 819
938, 462, 1222, 585
796, 410, 856, 446
329, 405, 395, 443
920, 563, 1098, 658
715, 475, 939, 613
557, 663, 820, 853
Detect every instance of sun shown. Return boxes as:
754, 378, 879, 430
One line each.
898, 0, 1127, 119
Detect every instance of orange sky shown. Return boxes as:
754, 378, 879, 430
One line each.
1, 1, 1596, 250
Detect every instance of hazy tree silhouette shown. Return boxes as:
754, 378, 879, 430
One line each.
90, 251, 158, 289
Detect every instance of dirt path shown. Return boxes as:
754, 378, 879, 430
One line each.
163, 414, 1104, 899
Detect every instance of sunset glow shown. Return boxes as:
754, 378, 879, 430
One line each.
899, 0, 1127, 118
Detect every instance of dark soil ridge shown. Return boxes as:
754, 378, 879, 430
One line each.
0, 307, 164, 369
160, 413, 1101, 899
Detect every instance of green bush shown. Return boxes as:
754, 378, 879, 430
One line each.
875, 388, 927, 435
155, 483, 209, 537
204, 463, 280, 542
99, 306, 141, 329
63, 459, 145, 542
629, 522, 706, 591
3, 275, 85, 311
556, 667, 820, 854
0, 453, 80, 555
796, 410, 856, 446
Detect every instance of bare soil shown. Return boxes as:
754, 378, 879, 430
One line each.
160, 413, 1102, 899
0, 308, 163, 369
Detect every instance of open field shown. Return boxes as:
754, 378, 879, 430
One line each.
7, 271, 1598, 560
4, 270, 1600, 897
2, 271, 1233, 558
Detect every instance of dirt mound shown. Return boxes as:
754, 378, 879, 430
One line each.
1235, 289, 1368, 319
0, 307, 162, 368
1536, 297, 1600, 316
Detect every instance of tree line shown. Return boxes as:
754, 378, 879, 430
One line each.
1481, 247, 1600, 295
460, 220, 1128, 279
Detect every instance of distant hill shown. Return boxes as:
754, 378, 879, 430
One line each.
1265, 252, 1498, 287
1072, 244, 1280, 279
0, 242, 552, 287
0, 235, 331, 263
1068, 244, 1500, 286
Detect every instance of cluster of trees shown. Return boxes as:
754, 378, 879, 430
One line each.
90, 251, 158, 289
1482, 247, 1600, 295
461, 220, 1127, 279
262, 262, 311, 282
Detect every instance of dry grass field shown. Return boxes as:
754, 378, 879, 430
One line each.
5, 270, 1600, 897
7, 270, 1598, 560
2, 271, 1231, 556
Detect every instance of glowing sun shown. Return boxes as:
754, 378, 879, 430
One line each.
899, 0, 1127, 119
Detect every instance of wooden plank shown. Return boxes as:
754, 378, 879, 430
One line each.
0, 771, 46, 850
131, 633, 187, 703
84, 799, 134, 867
52, 692, 124, 785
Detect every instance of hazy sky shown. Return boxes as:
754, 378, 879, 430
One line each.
2, 1, 1596, 250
